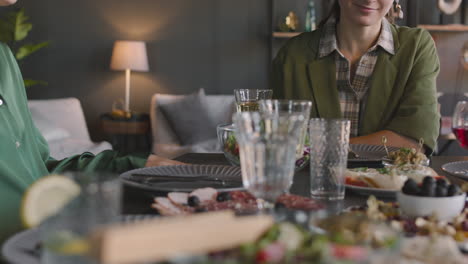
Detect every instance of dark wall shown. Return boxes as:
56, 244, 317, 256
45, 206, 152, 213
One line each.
2, 0, 270, 140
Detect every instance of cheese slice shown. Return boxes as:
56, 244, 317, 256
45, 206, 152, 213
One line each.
91, 211, 274, 264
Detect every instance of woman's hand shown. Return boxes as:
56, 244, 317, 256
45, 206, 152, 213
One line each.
145, 154, 186, 167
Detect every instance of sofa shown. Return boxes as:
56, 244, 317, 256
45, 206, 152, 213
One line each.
150, 90, 236, 158
28, 98, 112, 160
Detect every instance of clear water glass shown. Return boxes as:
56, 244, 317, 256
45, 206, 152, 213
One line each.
233, 112, 306, 210
259, 99, 312, 159
309, 119, 350, 200
234, 89, 273, 112
40, 172, 121, 264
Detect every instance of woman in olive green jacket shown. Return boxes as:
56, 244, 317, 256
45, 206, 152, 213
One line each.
272, 0, 440, 151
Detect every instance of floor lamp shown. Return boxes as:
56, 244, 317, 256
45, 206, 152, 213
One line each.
110, 40, 149, 115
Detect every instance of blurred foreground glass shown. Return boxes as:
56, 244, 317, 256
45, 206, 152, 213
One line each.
259, 99, 312, 160
309, 119, 350, 200
234, 89, 273, 112
233, 112, 306, 210
40, 172, 121, 264
452, 101, 468, 149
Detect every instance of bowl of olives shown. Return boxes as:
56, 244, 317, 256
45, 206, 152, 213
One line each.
397, 177, 466, 221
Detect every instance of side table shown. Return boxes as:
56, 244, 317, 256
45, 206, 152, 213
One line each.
100, 113, 151, 154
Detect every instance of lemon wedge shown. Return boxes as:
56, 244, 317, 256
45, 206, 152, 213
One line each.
21, 174, 81, 228
44, 231, 90, 256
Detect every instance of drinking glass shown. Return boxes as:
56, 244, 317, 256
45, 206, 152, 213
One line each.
309, 119, 350, 200
259, 99, 313, 160
40, 172, 121, 264
233, 112, 306, 210
234, 89, 273, 112
452, 101, 468, 149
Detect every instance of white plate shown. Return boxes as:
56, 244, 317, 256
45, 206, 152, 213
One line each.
1, 215, 157, 264
441, 161, 468, 180
120, 165, 244, 193
346, 184, 397, 198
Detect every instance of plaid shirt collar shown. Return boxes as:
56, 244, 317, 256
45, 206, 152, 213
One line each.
318, 17, 395, 58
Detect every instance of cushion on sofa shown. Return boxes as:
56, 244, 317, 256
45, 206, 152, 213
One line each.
29, 107, 70, 142
159, 89, 217, 145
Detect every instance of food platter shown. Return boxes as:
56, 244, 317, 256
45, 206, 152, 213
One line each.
441, 161, 468, 180
120, 165, 244, 193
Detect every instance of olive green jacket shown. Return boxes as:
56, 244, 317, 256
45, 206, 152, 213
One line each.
0, 43, 146, 245
272, 24, 440, 151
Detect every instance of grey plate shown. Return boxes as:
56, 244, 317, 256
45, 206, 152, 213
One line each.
349, 144, 400, 161
441, 161, 468, 180
346, 184, 396, 198
120, 165, 244, 193
1, 215, 157, 264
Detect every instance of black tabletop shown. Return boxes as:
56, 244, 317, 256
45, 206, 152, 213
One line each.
122, 153, 468, 215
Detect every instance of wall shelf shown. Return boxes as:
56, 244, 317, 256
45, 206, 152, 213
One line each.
272, 32, 303, 38
418, 24, 468, 32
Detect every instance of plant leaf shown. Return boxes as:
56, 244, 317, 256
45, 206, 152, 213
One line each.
14, 9, 32, 42
24, 79, 48, 87
16, 42, 49, 60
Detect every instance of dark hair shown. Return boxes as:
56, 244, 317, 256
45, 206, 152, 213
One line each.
318, 0, 395, 28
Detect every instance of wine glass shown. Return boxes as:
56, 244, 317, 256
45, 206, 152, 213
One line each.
452, 101, 468, 148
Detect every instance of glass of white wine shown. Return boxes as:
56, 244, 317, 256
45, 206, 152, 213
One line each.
234, 89, 273, 112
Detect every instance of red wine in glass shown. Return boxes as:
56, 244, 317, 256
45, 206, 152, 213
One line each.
452, 101, 468, 149
452, 127, 468, 148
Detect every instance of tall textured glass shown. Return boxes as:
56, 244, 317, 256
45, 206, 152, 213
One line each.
234, 89, 273, 112
233, 112, 306, 209
309, 119, 350, 200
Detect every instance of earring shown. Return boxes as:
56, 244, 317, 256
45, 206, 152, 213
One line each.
394, 0, 404, 19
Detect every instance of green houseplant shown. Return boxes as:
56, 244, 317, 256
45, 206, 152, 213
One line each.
0, 8, 49, 87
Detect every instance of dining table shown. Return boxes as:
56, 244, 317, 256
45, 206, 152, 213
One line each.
121, 153, 468, 215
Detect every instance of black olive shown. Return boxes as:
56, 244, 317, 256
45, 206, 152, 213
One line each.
188, 196, 200, 207
447, 184, 461, 196
422, 176, 435, 186
402, 179, 420, 195
216, 192, 231, 202
435, 185, 448, 197
420, 183, 436, 197
436, 178, 448, 188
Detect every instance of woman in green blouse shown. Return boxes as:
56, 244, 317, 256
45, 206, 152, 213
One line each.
0, 0, 183, 245
272, 0, 440, 151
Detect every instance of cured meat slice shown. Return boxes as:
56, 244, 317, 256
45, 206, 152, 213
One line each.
151, 197, 193, 216
189, 187, 218, 202
168, 192, 189, 205
277, 194, 324, 211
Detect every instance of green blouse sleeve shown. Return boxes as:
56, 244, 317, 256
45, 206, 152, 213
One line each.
45, 151, 147, 175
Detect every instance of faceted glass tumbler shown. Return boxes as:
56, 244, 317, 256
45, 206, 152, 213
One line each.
233, 112, 306, 207
40, 172, 121, 264
259, 99, 313, 160
309, 119, 350, 200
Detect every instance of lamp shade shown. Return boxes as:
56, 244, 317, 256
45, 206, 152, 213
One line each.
110, 40, 149, 72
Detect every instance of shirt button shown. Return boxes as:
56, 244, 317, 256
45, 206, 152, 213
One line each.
16, 141, 20, 148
